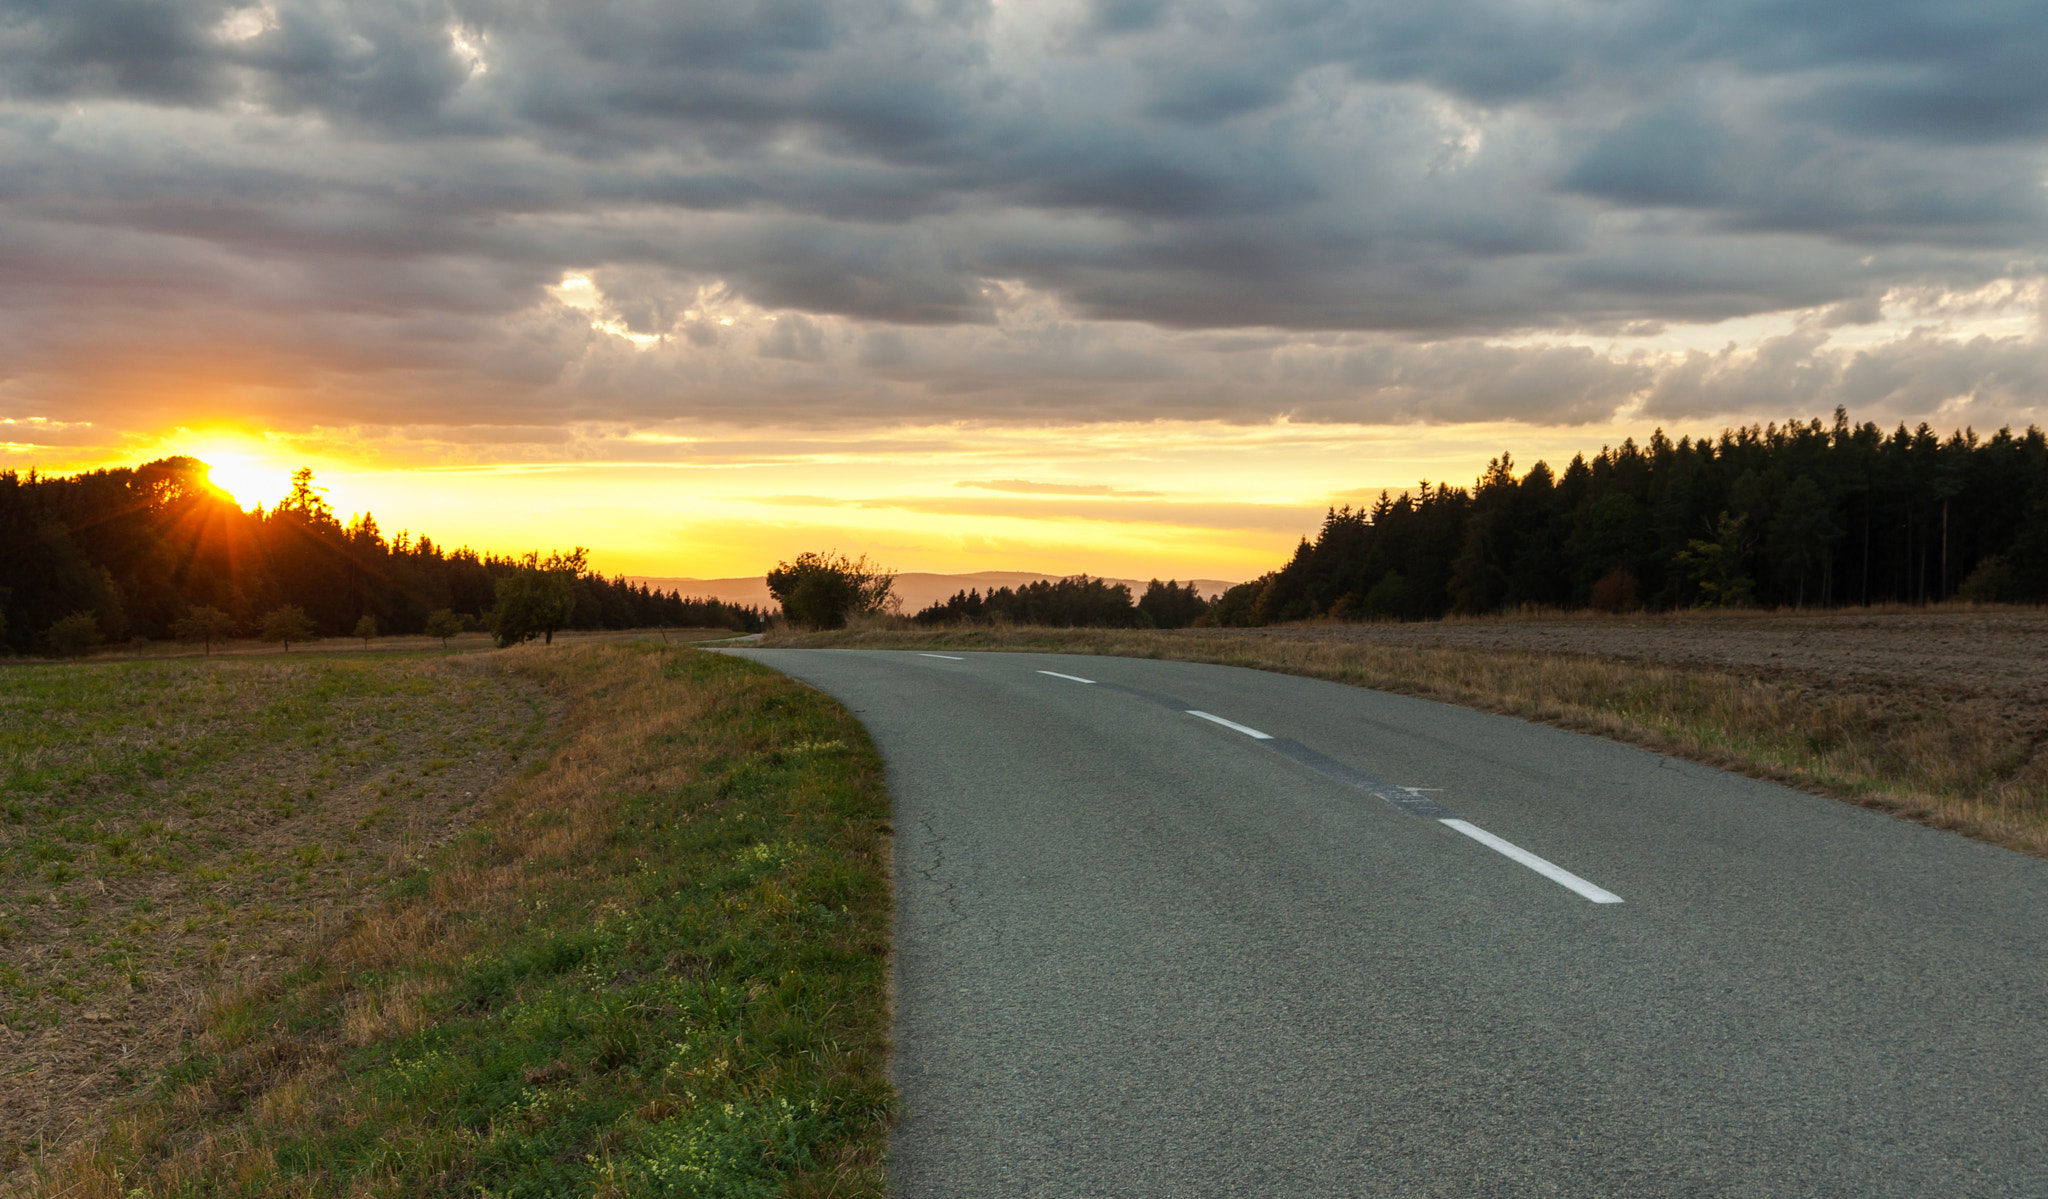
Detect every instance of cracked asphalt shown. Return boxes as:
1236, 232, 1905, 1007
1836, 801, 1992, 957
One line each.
730, 649, 2048, 1198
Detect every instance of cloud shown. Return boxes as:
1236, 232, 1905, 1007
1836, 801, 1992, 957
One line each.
0, 0, 2041, 450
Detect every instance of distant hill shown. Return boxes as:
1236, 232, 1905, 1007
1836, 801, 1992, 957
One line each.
628, 571, 1239, 614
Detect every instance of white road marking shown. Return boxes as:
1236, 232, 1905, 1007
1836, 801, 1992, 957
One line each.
1186, 710, 1273, 740
919, 653, 965, 660
1438, 819, 1623, 904
1037, 670, 1096, 684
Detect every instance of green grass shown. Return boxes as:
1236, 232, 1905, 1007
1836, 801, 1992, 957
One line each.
26, 644, 894, 1199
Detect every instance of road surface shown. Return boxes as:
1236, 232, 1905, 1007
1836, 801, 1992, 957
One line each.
730, 648, 2048, 1197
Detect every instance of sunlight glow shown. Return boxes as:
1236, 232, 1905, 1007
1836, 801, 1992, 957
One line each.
184, 440, 293, 510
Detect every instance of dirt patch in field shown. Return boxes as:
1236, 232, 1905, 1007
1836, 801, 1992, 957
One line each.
0, 651, 554, 1169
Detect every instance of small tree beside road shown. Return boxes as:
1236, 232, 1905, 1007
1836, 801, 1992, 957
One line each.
260, 605, 316, 652
766, 551, 897, 630
353, 614, 378, 647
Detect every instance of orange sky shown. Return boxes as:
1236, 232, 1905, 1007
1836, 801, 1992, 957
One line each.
20, 415, 1715, 583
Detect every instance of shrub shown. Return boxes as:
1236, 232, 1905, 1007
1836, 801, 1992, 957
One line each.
1958, 557, 2017, 604
1588, 567, 1641, 613
767, 552, 896, 630
42, 612, 103, 658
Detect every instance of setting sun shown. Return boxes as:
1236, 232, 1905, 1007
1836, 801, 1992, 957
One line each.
184, 441, 291, 511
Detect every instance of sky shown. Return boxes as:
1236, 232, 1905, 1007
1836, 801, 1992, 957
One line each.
2, 0, 2044, 581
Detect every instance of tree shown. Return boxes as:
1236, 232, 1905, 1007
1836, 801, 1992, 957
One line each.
1674, 514, 1756, 608
353, 614, 378, 647
1767, 476, 1843, 607
424, 608, 462, 649
1137, 579, 1209, 629
42, 612, 102, 658
261, 605, 316, 651
171, 606, 235, 655
492, 549, 585, 647
766, 551, 897, 630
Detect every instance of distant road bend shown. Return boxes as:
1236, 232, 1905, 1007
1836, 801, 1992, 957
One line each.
730, 648, 2048, 1197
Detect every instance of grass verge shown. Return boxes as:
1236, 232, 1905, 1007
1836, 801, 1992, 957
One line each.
18, 642, 893, 1198
763, 623, 2048, 857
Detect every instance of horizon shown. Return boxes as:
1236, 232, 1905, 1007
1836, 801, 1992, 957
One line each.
4, 1, 2043, 581
17, 408, 2017, 584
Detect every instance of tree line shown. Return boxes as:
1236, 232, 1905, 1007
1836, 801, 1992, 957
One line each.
879, 409, 2046, 632
912, 577, 1210, 628
1210, 409, 2048, 625
761, 550, 1215, 630
1, 457, 764, 656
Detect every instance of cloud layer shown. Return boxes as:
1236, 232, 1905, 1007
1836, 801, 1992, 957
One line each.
1, 0, 2044, 449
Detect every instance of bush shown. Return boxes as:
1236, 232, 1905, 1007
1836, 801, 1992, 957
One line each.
766, 552, 896, 630
1588, 567, 1641, 613
42, 612, 103, 658
353, 614, 378, 646
1207, 577, 1270, 627
1958, 557, 2017, 604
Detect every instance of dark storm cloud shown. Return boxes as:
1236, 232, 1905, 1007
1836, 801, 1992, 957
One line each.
0, 0, 2042, 439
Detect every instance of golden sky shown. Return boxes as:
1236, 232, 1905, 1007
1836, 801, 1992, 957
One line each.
31, 416, 1675, 582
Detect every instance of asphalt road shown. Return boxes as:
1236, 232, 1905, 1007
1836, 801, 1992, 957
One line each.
729, 648, 2048, 1197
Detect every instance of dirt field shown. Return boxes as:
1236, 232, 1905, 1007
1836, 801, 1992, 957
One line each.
0, 650, 552, 1168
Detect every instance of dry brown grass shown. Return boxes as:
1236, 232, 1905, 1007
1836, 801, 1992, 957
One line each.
764, 612, 2048, 856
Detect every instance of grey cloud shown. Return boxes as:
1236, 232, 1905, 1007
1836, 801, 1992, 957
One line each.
0, 0, 235, 105
0, 0, 2042, 444
758, 313, 826, 361
241, 0, 476, 130
1643, 326, 2048, 422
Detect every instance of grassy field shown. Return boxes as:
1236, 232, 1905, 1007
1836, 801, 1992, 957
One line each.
8, 642, 894, 1198
1, 651, 552, 1159
762, 615, 2048, 858
23, 625, 747, 666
